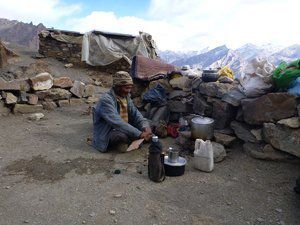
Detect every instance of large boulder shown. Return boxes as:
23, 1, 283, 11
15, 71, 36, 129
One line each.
198, 82, 234, 98
36, 88, 72, 100
241, 93, 298, 125
263, 123, 300, 157
30, 72, 53, 91
212, 99, 237, 129
212, 142, 226, 162
230, 121, 258, 143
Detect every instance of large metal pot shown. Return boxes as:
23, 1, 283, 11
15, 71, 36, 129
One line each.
191, 116, 214, 140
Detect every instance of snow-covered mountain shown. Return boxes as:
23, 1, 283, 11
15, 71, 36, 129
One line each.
159, 43, 300, 77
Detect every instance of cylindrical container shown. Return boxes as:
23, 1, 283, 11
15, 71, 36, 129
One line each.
191, 116, 214, 140
167, 147, 179, 163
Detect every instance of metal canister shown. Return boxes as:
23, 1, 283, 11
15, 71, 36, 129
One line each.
167, 147, 179, 163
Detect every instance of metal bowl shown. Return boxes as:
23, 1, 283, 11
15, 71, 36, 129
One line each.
164, 156, 186, 176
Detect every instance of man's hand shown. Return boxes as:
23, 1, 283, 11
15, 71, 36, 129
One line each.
143, 127, 152, 135
140, 131, 152, 141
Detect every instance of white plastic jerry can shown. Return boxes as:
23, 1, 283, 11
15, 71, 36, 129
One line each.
193, 139, 214, 172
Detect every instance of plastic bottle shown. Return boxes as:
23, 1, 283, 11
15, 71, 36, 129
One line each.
193, 139, 214, 172
148, 136, 165, 182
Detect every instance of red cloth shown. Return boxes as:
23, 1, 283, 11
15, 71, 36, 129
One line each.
167, 124, 179, 138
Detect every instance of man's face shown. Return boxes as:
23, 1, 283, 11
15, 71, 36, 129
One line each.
114, 85, 133, 97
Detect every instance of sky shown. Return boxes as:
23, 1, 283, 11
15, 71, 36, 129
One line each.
0, 0, 299, 51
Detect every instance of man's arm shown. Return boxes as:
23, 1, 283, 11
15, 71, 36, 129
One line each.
128, 98, 150, 130
99, 97, 142, 138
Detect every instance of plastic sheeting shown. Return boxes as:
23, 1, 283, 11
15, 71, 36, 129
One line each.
82, 31, 158, 66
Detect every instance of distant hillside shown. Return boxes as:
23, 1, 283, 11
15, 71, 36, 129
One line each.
159, 43, 300, 77
0, 18, 45, 49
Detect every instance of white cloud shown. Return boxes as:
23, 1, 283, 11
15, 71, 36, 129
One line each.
0, 0, 81, 26
0, 0, 299, 51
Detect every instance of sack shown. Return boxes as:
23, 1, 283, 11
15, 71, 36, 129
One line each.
148, 140, 165, 182
142, 84, 167, 106
273, 59, 300, 89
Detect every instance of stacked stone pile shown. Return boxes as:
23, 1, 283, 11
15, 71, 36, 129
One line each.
131, 73, 300, 161
0, 72, 109, 115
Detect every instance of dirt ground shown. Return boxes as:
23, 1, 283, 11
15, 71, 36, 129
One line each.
0, 105, 299, 225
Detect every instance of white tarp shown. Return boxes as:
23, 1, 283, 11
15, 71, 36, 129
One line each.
82, 31, 157, 66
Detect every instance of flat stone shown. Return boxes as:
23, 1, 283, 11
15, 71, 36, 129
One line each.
64, 63, 73, 68
5, 92, 18, 104
30, 72, 53, 91
230, 121, 257, 143
0, 101, 10, 116
0, 78, 30, 91
53, 77, 73, 88
169, 90, 190, 100
69, 98, 84, 105
70, 80, 85, 98
36, 88, 72, 100
243, 142, 299, 162
28, 113, 44, 121
42, 101, 57, 110
218, 76, 234, 84
241, 93, 297, 125
13, 104, 43, 114
169, 76, 190, 90
212, 99, 237, 129
263, 123, 300, 157
222, 88, 246, 107
198, 82, 234, 98
27, 94, 38, 105
85, 96, 99, 104
214, 132, 236, 146
193, 95, 212, 116
277, 117, 300, 128
212, 142, 226, 162
58, 99, 70, 107
83, 85, 95, 98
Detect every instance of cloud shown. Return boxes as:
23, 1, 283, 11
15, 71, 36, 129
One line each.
0, 0, 81, 26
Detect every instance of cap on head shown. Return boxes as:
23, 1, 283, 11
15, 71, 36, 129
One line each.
112, 71, 133, 87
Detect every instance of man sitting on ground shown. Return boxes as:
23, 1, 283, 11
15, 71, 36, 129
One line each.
93, 71, 152, 152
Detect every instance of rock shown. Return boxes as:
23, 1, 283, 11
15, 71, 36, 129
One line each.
85, 96, 99, 104
149, 78, 173, 94
53, 77, 73, 88
169, 76, 190, 90
36, 88, 72, 100
27, 94, 38, 105
198, 82, 234, 98
218, 76, 234, 83
277, 117, 300, 128
235, 107, 244, 122
64, 63, 73, 68
94, 86, 109, 95
243, 142, 299, 162
42, 101, 57, 110
131, 79, 148, 98
193, 95, 212, 116
298, 104, 300, 116
109, 210, 116, 215
0, 78, 30, 91
83, 84, 95, 97
0, 101, 10, 116
263, 123, 300, 157
214, 132, 236, 146
114, 194, 122, 198
29, 72, 53, 91
13, 104, 43, 114
168, 100, 192, 113
5, 92, 18, 104
212, 142, 226, 162
58, 99, 70, 107
222, 88, 246, 107
28, 113, 44, 121
250, 129, 262, 141
212, 99, 237, 129
70, 80, 85, 98
230, 121, 257, 143
169, 90, 190, 100
20, 91, 28, 103
69, 98, 84, 105
241, 93, 297, 125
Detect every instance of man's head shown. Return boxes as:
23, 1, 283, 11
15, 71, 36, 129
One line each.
112, 71, 133, 97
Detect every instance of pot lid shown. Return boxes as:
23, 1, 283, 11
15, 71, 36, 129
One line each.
164, 156, 187, 166
191, 117, 214, 124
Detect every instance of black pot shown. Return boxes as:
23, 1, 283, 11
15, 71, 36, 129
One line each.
202, 72, 219, 82
164, 156, 186, 176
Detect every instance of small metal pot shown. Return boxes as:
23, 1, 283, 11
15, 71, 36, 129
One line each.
164, 156, 186, 176
191, 116, 214, 140
167, 147, 179, 163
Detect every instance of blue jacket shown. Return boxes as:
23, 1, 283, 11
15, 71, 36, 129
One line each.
93, 89, 149, 152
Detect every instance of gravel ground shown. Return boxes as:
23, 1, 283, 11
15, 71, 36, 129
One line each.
0, 105, 299, 225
